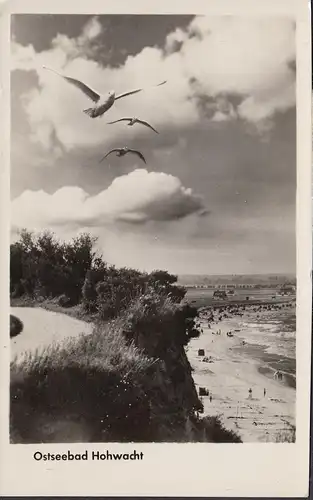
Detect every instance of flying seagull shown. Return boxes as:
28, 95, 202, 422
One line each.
107, 117, 159, 134
43, 66, 166, 118
99, 147, 146, 164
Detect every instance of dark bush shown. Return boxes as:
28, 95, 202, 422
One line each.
10, 315, 24, 338
201, 416, 242, 443
58, 294, 75, 308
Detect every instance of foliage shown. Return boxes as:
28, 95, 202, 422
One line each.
199, 416, 243, 443
147, 270, 186, 303
122, 291, 200, 352
10, 230, 97, 304
83, 266, 186, 321
11, 230, 186, 319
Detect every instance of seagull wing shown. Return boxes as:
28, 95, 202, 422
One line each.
115, 88, 143, 101
156, 80, 167, 86
127, 149, 146, 164
43, 66, 100, 102
115, 81, 167, 101
99, 149, 120, 163
136, 119, 159, 134
107, 118, 132, 124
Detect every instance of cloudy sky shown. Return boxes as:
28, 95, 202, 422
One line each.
10, 14, 296, 275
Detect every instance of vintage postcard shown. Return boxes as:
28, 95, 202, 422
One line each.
0, 0, 311, 497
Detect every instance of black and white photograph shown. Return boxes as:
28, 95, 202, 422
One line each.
1, 0, 312, 496
8, 12, 299, 445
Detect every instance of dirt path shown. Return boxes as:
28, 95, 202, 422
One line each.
10, 307, 93, 361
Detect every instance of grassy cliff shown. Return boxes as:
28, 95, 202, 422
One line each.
10, 230, 241, 443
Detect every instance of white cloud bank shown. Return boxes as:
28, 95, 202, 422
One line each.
12, 15, 296, 152
11, 169, 205, 231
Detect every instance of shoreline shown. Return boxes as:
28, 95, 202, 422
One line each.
187, 304, 295, 442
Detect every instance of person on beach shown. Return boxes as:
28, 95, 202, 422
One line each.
264, 388, 267, 397
248, 388, 252, 399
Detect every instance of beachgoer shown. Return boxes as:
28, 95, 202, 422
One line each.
264, 388, 266, 397
248, 388, 252, 398
209, 395, 212, 403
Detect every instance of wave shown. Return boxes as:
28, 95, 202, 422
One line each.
238, 314, 296, 362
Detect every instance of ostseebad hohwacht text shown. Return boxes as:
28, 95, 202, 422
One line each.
33, 450, 144, 461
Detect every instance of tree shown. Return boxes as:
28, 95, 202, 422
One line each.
148, 269, 186, 303
62, 233, 98, 303
10, 242, 24, 296
10, 230, 104, 304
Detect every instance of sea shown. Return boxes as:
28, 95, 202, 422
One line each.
185, 287, 296, 388
232, 309, 296, 388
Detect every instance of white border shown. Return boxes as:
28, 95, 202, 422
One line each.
0, 0, 311, 497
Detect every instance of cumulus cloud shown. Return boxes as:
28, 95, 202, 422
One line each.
11, 169, 206, 231
11, 15, 296, 152
11, 16, 103, 70
80, 16, 102, 41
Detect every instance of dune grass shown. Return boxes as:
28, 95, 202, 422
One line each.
274, 425, 296, 443
11, 320, 160, 443
10, 296, 92, 322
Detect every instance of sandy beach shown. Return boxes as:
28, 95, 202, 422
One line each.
187, 303, 296, 442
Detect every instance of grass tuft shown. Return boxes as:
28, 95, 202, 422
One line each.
274, 425, 296, 443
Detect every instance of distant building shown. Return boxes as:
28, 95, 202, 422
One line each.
213, 290, 228, 300
279, 284, 295, 295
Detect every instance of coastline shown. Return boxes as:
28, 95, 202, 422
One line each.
187, 304, 296, 442
11, 301, 296, 443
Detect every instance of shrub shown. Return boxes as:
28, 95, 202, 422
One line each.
147, 270, 186, 303
199, 416, 242, 443
82, 266, 187, 321
10, 315, 24, 338
95, 269, 147, 320
121, 291, 201, 353
58, 294, 75, 308
82, 267, 107, 312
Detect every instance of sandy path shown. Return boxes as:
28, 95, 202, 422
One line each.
10, 307, 93, 361
187, 314, 295, 442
